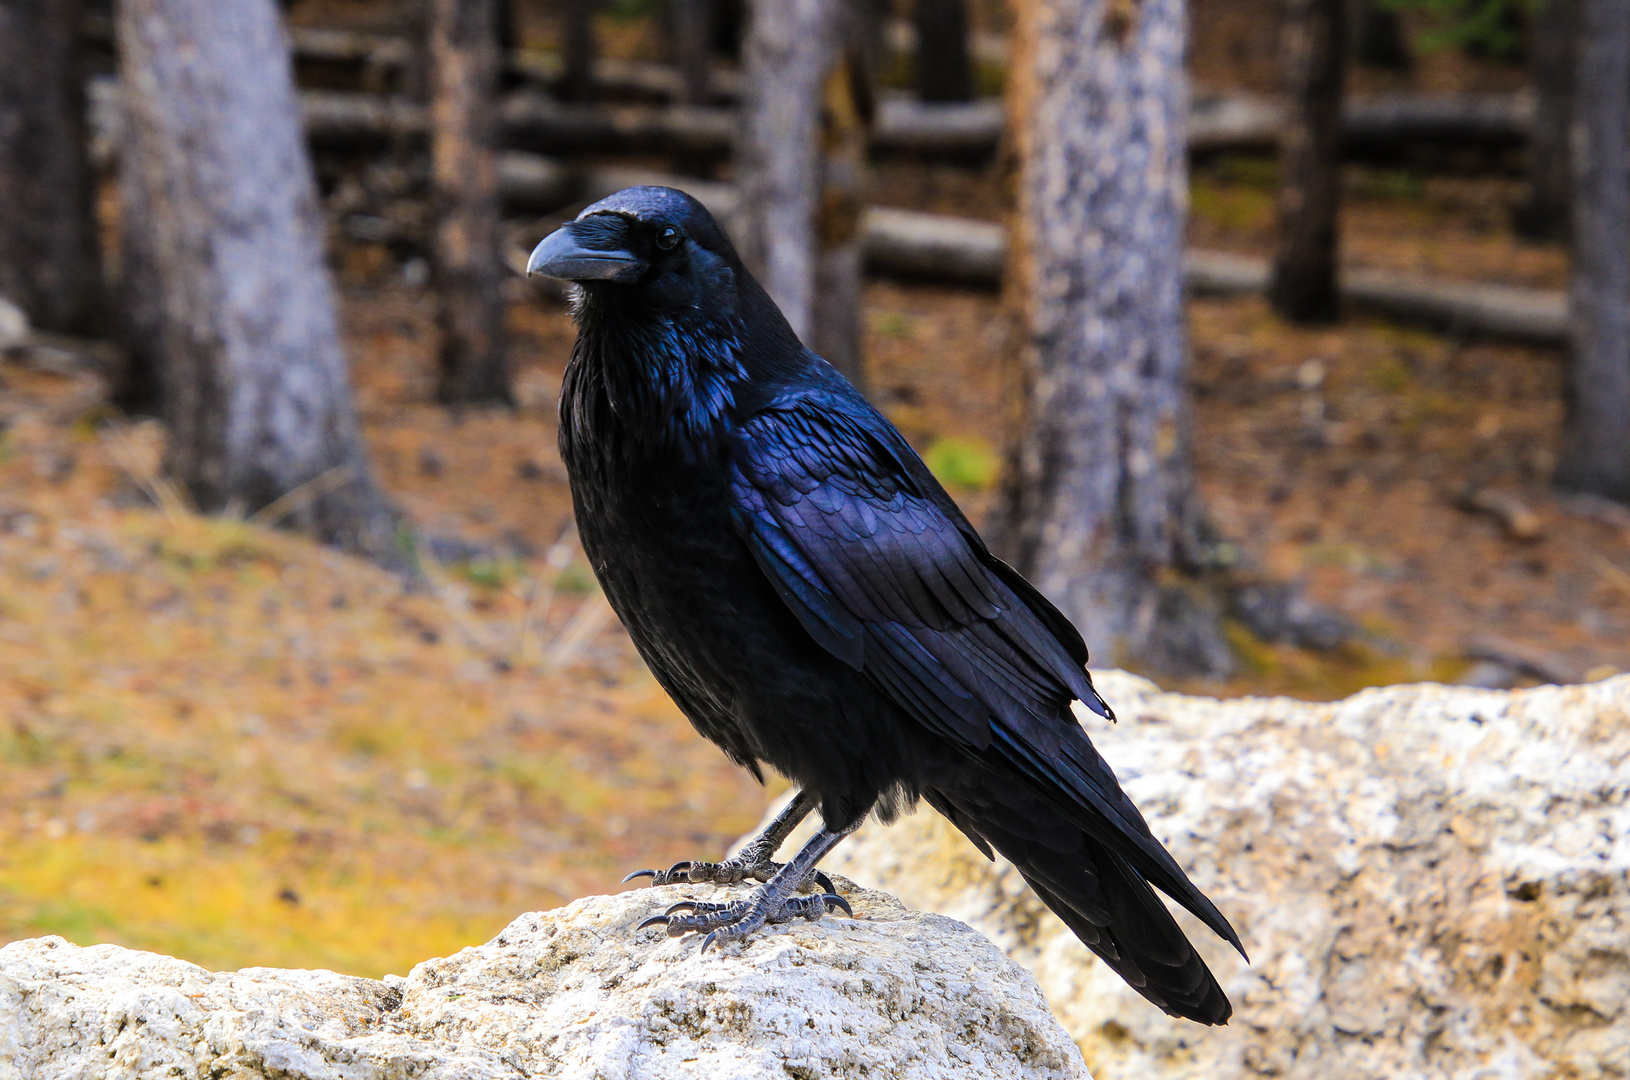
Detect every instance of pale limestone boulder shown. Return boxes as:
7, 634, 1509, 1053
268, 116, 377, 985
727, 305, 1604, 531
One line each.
0, 885, 1089, 1080
764, 671, 1630, 1080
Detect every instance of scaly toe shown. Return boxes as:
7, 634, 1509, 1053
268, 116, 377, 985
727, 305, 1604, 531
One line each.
698, 910, 767, 952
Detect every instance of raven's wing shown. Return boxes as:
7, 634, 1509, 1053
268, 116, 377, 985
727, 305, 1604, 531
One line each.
728, 389, 1239, 955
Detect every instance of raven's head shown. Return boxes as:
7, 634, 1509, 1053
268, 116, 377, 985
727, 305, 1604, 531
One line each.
529, 186, 771, 452
526, 186, 743, 321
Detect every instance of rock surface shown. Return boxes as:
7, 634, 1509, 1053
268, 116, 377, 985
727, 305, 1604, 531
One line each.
0, 885, 1089, 1079
769, 671, 1630, 1080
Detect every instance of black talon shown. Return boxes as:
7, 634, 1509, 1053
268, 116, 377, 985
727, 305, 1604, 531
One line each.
814, 871, 834, 894
623, 869, 656, 883
821, 893, 853, 917
664, 900, 699, 916
699, 930, 721, 954
636, 915, 671, 931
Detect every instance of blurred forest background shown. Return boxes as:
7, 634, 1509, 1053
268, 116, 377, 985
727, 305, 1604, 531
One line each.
1, 0, 1628, 978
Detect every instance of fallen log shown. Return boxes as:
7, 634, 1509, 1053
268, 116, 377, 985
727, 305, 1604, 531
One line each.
1188, 94, 1283, 153
873, 99, 1005, 154
1187, 91, 1532, 154
1341, 267, 1565, 343
863, 208, 1006, 282
302, 89, 426, 144
501, 92, 1532, 158
1182, 250, 1564, 342
497, 153, 573, 211
500, 95, 734, 154
287, 26, 412, 69
503, 96, 1013, 157
1345, 91, 1531, 148
506, 50, 743, 103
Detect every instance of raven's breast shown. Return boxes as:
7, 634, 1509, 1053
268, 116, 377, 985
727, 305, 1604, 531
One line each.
558, 418, 923, 823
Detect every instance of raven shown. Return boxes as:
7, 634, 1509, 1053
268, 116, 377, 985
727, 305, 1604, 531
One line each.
527, 186, 1244, 1024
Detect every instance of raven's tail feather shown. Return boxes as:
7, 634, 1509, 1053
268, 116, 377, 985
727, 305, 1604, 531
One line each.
928, 790, 1233, 1025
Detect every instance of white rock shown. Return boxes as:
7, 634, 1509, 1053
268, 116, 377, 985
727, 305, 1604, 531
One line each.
0, 885, 1090, 1079
763, 671, 1630, 1080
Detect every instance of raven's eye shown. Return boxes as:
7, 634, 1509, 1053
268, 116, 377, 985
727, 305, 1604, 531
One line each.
656, 226, 682, 251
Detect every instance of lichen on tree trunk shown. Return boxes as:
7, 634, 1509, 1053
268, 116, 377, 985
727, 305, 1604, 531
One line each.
0, 0, 104, 336
117, 0, 400, 560
429, 0, 512, 407
994, 0, 1230, 679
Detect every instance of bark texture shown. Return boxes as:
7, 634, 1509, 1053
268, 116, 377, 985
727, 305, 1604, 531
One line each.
0, 0, 103, 335
1517, 0, 1574, 241
995, 0, 1227, 677
1557, 0, 1630, 501
429, 0, 511, 406
735, 0, 849, 356
913, 0, 973, 103
117, 0, 400, 557
1268, 0, 1346, 323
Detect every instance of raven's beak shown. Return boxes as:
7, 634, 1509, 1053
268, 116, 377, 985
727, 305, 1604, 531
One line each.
526, 222, 642, 282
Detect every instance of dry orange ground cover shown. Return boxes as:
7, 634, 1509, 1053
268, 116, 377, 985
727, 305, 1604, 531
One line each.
4, 158, 1629, 975
0, 351, 766, 976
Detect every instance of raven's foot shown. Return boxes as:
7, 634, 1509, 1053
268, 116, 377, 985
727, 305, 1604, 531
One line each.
634, 819, 862, 952
622, 789, 828, 890
637, 882, 852, 952
622, 854, 835, 893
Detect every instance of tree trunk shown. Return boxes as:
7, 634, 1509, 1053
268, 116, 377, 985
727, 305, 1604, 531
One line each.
735, 0, 842, 345
117, 0, 401, 558
1516, 0, 1574, 241
110, 118, 167, 418
429, 0, 511, 406
670, 0, 713, 104
809, 45, 872, 391
993, 0, 1230, 679
1557, 0, 1630, 501
561, 0, 597, 103
1268, 0, 1346, 323
0, 0, 104, 336
913, 0, 973, 103
712, 0, 745, 60
1352, 0, 1409, 71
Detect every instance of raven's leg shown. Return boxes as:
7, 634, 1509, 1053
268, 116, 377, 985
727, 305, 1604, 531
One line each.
637, 819, 860, 952
623, 790, 828, 889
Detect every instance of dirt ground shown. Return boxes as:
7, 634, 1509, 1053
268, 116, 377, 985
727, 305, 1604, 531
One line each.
3, 0, 1625, 979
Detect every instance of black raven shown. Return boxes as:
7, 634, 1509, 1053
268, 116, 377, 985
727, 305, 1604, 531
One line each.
527, 186, 1244, 1024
